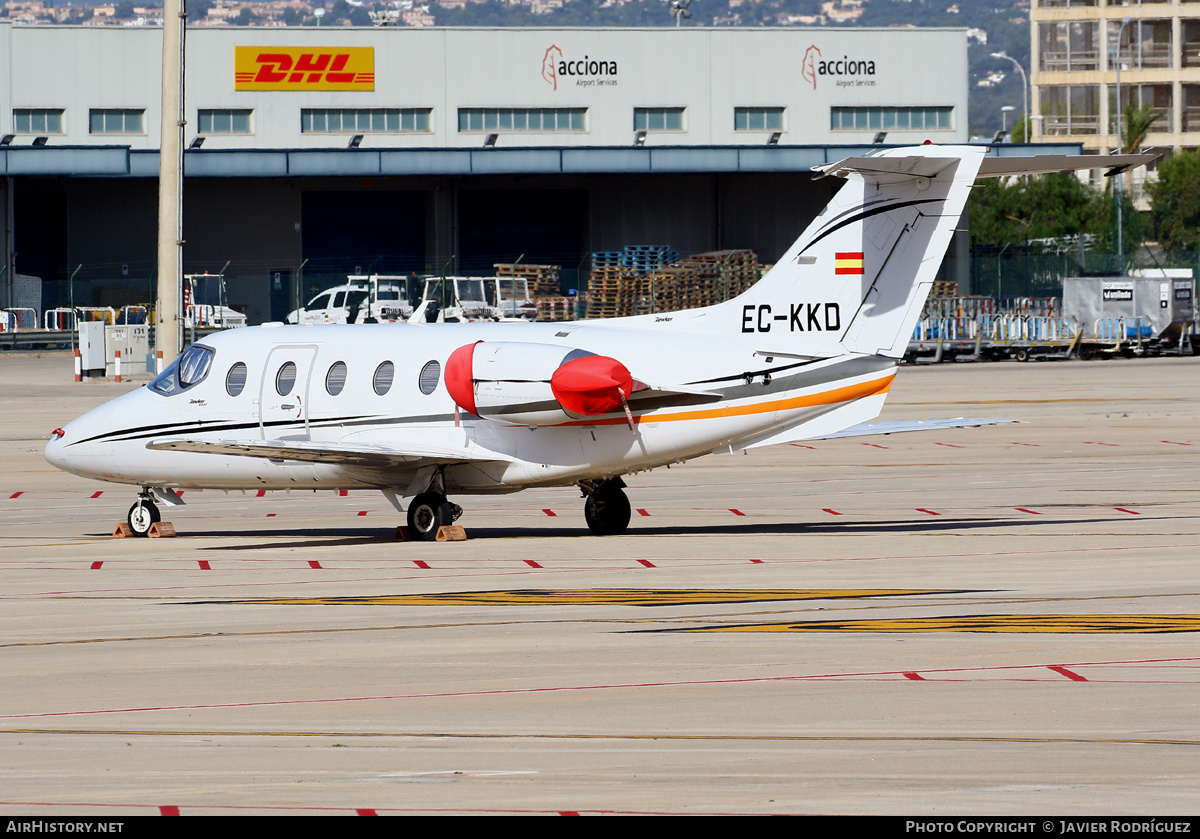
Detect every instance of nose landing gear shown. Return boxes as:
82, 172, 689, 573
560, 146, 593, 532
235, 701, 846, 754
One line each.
127, 489, 161, 537
406, 491, 464, 541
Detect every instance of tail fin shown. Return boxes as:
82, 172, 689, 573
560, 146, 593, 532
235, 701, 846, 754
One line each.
667, 145, 988, 358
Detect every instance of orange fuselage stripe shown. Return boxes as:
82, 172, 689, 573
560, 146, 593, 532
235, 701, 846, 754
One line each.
561, 373, 895, 427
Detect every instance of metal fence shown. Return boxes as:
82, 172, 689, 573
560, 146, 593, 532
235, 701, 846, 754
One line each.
969, 242, 1200, 299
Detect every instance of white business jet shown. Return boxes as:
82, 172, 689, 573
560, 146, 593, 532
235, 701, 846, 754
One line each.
45, 145, 1152, 539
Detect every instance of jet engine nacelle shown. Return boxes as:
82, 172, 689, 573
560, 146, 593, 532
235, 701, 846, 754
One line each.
445, 341, 634, 426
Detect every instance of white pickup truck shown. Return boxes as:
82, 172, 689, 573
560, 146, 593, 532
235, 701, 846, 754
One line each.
286, 275, 413, 325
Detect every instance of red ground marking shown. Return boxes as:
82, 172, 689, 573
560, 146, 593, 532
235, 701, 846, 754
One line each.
357, 511, 368, 516
636, 509, 650, 516
266, 513, 276, 517
160, 806, 180, 817
934, 443, 964, 448
197, 561, 211, 571
559, 812, 581, 817
542, 509, 556, 517
637, 560, 656, 568
822, 508, 842, 515
789, 444, 816, 449
916, 508, 941, 516
1015, 508, 1042, 515
90, 491, 103, 498
1162, 440, 1192, 446
862, 443, 888, 449
903, 672, 925, 681
1011, 442, 1040, 447
1048, 665, 1088, 682
90, 561, 102, 570
414, 560, 431, 569
356, 810, 378, 817
255, 490, 266, 497
1114, 507, 1141, 515
176, 491, 184, 496
338, 490, 348, 497
749, 559, 764, 564
308, 561, 322, 569
10, 656, 1197, 723
524, 560, 543, 568
9, 492, 22, 499
729, 509, 746, 516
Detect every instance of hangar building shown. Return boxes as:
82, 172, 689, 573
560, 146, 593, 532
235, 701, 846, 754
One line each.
0, 23, 995, 322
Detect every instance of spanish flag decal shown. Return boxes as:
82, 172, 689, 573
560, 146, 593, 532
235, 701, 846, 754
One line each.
835, 252, 865, 275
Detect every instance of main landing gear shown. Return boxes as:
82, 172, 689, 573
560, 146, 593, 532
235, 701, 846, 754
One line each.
581, 478, 631, 536
406, 491, 464, 541
127, 489, 161, 537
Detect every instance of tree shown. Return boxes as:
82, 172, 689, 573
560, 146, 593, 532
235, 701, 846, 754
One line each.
1121, 103, 1159, 154
968, 172, 1107, 245
1147, 150, 1200, 254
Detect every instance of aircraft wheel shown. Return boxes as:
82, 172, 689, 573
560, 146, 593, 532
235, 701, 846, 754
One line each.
584, 484, 631, 536
127, 499, 161, 537
407, 492, 454, 541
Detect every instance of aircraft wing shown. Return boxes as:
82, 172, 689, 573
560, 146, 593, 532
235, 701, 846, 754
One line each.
145, 437, 511, 468
810, 417, 1015, 440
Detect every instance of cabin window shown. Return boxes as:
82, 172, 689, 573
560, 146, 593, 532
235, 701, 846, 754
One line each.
149, 344, 214, 396
418, 360, 441, 395
225, 362, 248, 396
373, 361, 394, 396
326, 361, 348, 396
276, 361, 297, 396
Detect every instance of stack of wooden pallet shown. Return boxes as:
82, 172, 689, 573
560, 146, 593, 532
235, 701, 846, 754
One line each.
641, 249, 761, 313
493, 262, 578, 321
930, 279, 958, 298
584, 267, 643, 319
584, 247, 761, 318
535, 296, 578, 322
493, 263, 562, 297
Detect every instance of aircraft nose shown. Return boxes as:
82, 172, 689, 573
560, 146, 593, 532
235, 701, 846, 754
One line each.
43, 402, 116, 477
43, 427, 69, 470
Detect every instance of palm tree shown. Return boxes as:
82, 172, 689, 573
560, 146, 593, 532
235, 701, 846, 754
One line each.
1122, 103, 1159, 154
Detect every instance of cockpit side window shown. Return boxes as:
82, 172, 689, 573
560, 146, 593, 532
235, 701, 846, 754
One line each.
150, 344, 215, 396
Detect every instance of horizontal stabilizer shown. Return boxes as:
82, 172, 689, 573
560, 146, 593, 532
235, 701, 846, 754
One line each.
810, 417, 1014, 440
147, 437, 511, 468
976, 152, 1161, 179
811, 155, 960, 183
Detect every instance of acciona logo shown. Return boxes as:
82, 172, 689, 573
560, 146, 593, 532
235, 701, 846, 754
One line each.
801, 44, 877, 90
541, 45, 619, 90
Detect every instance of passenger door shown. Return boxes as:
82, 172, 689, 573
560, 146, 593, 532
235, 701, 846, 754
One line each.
259, 345, 317, 440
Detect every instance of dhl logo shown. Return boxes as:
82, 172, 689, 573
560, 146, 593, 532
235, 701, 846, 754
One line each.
234, 46, 374, 91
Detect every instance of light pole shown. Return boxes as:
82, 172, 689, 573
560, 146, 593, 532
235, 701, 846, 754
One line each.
1115, 16, 1132, 272
991, 51, 1029, 141
1001, 105, 1016, 134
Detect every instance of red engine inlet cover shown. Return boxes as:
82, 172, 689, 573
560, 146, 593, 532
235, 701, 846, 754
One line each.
550, 355, 633, 417
445, 342, 481, 416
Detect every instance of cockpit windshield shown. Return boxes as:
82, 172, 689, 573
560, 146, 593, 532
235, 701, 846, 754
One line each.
150, 344, 215, 396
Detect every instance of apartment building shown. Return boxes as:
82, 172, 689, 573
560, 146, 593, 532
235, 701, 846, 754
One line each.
1031, 0, 1200, 152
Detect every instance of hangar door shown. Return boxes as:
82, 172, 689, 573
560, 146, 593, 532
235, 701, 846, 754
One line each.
300, 191, 425, 301
458, 189, 586, 288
